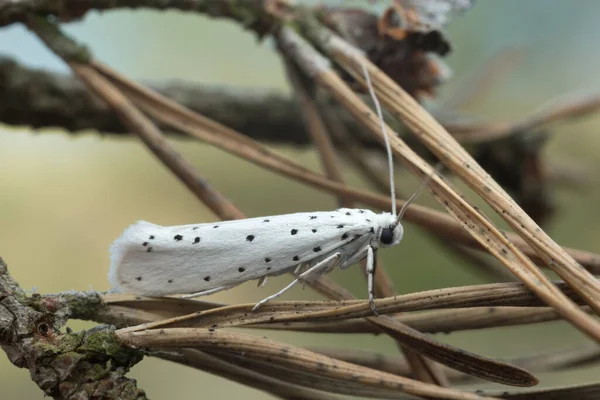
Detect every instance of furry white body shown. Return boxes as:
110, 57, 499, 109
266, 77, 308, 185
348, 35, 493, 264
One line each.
109, 208, 403, 306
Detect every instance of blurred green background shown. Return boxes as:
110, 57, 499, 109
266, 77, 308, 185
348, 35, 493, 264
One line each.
1, 0, 600, 398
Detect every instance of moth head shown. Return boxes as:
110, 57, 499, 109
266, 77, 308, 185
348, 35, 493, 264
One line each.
379, 223, 404, 247
375, 213, 404, 248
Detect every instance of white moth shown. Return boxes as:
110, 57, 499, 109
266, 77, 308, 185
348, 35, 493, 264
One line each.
108, 62, 428, 313
109, 207, 403, 312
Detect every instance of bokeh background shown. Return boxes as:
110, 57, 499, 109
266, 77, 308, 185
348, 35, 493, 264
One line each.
1, 0, 600, 398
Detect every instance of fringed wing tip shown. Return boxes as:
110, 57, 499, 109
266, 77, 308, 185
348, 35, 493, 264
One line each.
108, 220, 158, 288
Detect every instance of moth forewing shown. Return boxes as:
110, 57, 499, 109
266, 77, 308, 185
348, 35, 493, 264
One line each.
109, 208, 392, 298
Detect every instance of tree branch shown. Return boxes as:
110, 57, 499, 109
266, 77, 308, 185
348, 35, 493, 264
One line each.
0, 0, 272, 28
0, 0, 454, 146
0, 258, 146, 399
0, 56, 341, 145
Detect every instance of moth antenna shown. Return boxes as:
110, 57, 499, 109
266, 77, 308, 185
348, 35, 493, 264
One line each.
361, 61, 397, 218
396, 162, 444, 223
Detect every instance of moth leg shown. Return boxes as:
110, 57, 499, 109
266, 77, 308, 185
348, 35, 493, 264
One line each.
294, 263, 310, 290
297, 264, 312, 289
252, 253, 341, 311
181, 284, 236, 299
257, 276, 268, 287
299, 259, 338, 282
366, 246, 379, 316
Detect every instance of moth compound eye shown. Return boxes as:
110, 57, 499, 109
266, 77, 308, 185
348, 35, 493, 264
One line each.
380, 227, 394, 245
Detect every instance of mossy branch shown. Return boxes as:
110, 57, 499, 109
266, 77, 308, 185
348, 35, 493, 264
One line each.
0, 258, 146, 400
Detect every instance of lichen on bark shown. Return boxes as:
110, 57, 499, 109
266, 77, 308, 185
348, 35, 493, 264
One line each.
0, 258, 147, 400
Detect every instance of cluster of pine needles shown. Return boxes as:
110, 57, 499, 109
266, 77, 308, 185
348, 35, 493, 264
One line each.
2, 2, 600, 399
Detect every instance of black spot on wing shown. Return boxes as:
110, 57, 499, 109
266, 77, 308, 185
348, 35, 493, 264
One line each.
174, 235, 183, 241
263, 219, 270, 222
311, 229, 317, 233
313, 246, 321, 252
359, 210, 365, 214
192, 227, 198, 230
265, 257, 271, 263
293, 256, 299, 261
147, 247, 153, 252
238, 267, 246, 272
194, 237, 201, 244
291, 229, 298, 235
246, 235, 255, 242
149, 235, 155, 240
310, 216, 317, 219
135, 276, 142, 281
345, 212, 351, 216
337, 225, 344, 229
168, 279, 173, 283
213, 225, 219, 228
341, 233, 349, 240
204, 276, 210, 282
370, 227, 375, 233
142, 242, 148, 246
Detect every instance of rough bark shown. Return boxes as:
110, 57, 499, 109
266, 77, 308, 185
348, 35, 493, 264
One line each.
0, 258, 146, 400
